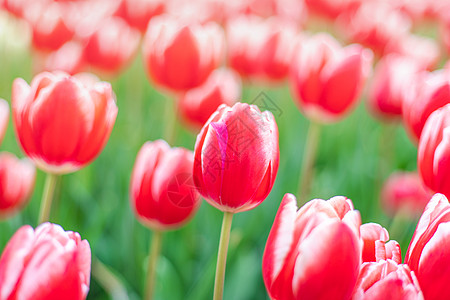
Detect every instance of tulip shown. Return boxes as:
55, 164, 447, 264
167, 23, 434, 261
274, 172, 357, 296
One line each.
12, 71, 118, 223
114, 0, 165, 32
262, 194, 361, 300
193, 102, 279, 300
361, 223, 389, 263
405, 193, 450, 300
43, 41, 85, 75
0, 152, 35, 218
353, 260, 424, 300
142, 14, 224, 92
417, 104, 450, 198
0, 99, 9, 146
130, 139, 200, 300
403, 69, 450, 143
83, 17, 140, 75
178, 68, 241, 129
368, 55, 421, 121
289, 33, 373, 123
381, 172, 433, 217
0, 222, 91, 300
304, 0, 359, 20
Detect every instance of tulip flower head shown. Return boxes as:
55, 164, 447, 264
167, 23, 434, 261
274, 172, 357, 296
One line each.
0, 222, 91, 300
262, 194, 362, 300
0, 99, 9, 146
290, 33, 373, 123
130, 140, 201, 231
360, 223, 402, 263
193, 102, 279, 213
12, 71, 118, 174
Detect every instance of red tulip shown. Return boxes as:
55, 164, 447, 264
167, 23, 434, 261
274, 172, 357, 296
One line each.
405, 193, 450, 300
178, 68, 241, 129
0, 152, 35, 218
0, 222, 91, 300
0, 99, 9, 146
193, 102, 279, 213
381, 172, 433, 217
368, 55, 421, 121
114, 0, 165, 32
290, 33, 373, 123
263, 194, 361, 300
304, 0, 359, 20
403, 70, 450, 142
418, 104, 450, 197
142, 14, 224, 92
12, 71, 118, 174
43, 41, 85, 75
83, 17, 140, 75
353, 260, 424, 300
130, 140, 200, 230
361, 223, 393, 263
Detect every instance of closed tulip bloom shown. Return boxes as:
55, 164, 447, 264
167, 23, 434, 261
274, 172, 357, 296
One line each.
353, 260, 424, 300
12, 71, 118, 174
193, 102, 279, 213
263, 194, 361, 300
142, 15, 224, 92
43, 41, 85, 75
368, 55, 421, 121
290, 33, 373, 123
418, 104, 450, 197
405, 194, 450, 300
114, 0, 165, 32
130, 140, 200, 230
178, 68, 241, 129
0, 222, 91, 300
403, 70, 450, 142
0, 99, 9, 146
83, 17, 140, 75
0, 152, 35, 218
381, 172, 433, 217
361, 223, 390, 263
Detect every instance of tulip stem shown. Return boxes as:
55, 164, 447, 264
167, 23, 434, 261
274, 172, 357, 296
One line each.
213, 211, 234, 300
145, 230, 163, 300
163, 97, 177, 145
92, 258, 129, 300
297, 121, 321, 206
38, 173, 59, 224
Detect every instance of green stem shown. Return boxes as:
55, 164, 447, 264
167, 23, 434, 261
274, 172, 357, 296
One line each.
213, 212, 234, 300
38, 173, 59, 224
297, 121, 322, 206
92, 258, 129, 300
163, 96, 177, 145
145, 230, 163, 300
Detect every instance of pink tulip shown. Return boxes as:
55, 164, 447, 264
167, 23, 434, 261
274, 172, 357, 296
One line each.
0, 99, 9, 146
263, 194, 361, 300
417, 104, 450, 197
0, 222, 91, 300
405, 193, 450, 300
43, 41, 85, 75
360, 223, 402, 263
290, 33, 372, 123
114, 0, 165, 32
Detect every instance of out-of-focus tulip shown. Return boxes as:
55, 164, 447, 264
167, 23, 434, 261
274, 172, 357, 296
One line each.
381, 172, 433, 217
114, 0, 165, 32
0, 99, 9, 146
0, 152, 35, 218
0, 222, 91, 300
353, 260, 424, 300
178, 68, 241, 129
226, 16, 298, 82
83, 17, 140, 75
130, 140, 200, 230
402, 69, 450, 142
142, 15, 224, 92
405, 193, 450, 300
368, 55, 421, 121
12, 71, 118, 174
290, 33, 373, 123
43, 41, 85, 75
304, 0, 359, 20
417, 104, 450, 197
193, 102, 279, 213
263, 194, 361, 300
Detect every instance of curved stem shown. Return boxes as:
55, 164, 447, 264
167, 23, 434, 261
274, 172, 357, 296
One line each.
163, 96, 177, 145
38, 173, 59, 224
213, 212, 234, 300
92, 258, 129, 300
145, 230, 163, 300
297, 121, 321, 206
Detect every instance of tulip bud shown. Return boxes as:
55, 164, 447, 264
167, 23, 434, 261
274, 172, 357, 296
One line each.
418, 104, 450, 198
130, 140, 200, 230
12, 71, 118, 174
0, 222, 91, 300
262, 194, 362, 300
193, 102, 279, 213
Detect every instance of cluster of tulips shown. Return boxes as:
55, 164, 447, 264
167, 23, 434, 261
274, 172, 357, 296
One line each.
0, 0, 450, 299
